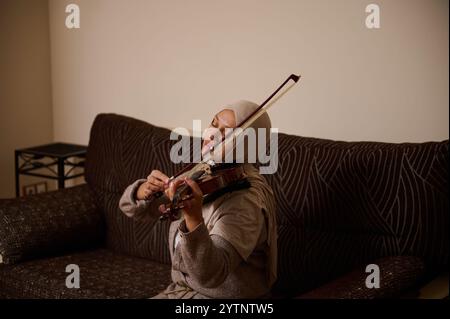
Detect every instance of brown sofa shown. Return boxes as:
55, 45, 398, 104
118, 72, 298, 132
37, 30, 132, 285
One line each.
0, 113, 448, 298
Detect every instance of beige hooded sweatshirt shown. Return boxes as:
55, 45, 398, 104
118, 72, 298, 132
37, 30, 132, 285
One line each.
119, 100, 277, 299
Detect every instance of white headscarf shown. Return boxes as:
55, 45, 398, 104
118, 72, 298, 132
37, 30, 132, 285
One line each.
209, 100, 271, 164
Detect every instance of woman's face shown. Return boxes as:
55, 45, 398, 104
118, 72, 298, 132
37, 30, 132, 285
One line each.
202, 109, 236, 155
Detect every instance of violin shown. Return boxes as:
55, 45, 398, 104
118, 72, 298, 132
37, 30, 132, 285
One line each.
158, 164, 249, 221
155, 74, 301, 221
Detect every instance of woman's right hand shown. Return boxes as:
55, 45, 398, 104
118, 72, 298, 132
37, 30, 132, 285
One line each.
136, 170, 170, 200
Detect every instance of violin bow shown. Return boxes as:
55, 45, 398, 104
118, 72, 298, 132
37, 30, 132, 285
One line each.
202, 73, 301, 164
151, 74, 301, 200
167, 73, 301, 180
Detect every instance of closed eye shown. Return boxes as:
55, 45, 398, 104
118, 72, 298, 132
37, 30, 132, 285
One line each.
211, 117, 218, 128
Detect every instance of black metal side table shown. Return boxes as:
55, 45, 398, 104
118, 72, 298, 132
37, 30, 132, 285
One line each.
15, 142, 87, 197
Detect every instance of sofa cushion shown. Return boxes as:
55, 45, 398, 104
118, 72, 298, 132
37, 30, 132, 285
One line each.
0, 184, 105, 265
297, 256, 425, 298
0, 248, 171, 298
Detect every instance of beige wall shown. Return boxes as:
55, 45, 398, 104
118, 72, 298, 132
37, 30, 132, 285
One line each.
1, 0, 448, 197
0, 0, 54, 199
49, 0, 449, 145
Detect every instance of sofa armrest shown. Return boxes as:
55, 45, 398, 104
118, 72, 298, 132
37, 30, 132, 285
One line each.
297, 256, 425, 299
0, 184, 105, 265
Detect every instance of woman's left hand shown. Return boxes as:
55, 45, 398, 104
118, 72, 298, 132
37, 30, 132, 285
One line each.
167, 177, 204, 231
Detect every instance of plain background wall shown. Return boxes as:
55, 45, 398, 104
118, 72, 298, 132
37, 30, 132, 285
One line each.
0, 0, 54, 198
0, 0, 448, 198
48, 0, 449, 145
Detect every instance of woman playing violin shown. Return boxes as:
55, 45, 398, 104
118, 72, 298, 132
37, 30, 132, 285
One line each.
119, 100, 277, 299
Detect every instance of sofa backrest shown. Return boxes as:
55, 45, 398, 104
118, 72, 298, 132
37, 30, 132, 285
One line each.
85, 114, 183, 265
262, 133, 448, 295
85, 113, 448, 296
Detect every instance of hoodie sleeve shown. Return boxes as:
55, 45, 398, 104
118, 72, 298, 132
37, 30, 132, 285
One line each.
119, 179, 160, 222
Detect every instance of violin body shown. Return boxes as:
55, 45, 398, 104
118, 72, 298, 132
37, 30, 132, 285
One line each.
159, 165, 248, 221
